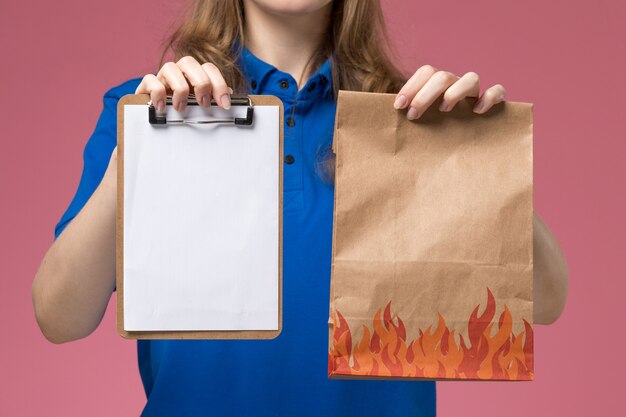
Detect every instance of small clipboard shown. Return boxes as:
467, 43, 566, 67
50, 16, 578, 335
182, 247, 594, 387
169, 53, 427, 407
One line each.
116, 93, 284, 340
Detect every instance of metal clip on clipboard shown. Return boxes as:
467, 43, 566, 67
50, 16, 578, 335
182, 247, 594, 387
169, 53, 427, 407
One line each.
148, 94, 254, 126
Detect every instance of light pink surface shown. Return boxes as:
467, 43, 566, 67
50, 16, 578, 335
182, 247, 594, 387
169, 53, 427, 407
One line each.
1, 1, 624, 416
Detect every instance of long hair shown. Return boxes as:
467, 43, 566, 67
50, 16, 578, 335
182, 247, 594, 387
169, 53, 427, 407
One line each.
158, 0, 409, 184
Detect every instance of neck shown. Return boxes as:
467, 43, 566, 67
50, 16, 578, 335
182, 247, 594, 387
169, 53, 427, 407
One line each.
242, 0, 332, 88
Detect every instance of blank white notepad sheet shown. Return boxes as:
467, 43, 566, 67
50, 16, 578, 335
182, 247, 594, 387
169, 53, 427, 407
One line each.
123, 104, 279, 331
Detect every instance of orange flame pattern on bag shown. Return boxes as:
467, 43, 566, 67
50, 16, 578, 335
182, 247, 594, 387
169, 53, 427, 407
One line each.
328, 288, 534, 380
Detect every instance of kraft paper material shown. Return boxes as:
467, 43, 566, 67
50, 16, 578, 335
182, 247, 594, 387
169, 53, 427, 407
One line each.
328, 90, 534, 381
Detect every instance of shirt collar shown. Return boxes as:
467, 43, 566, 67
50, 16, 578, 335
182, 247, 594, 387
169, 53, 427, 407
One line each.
235, 43, 333, 98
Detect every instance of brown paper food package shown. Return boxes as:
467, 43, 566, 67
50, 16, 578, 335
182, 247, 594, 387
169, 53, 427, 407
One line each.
328, 90, 534, 381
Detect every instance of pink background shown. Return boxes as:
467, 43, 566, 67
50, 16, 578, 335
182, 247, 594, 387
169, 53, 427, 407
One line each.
1, 0, 624, 415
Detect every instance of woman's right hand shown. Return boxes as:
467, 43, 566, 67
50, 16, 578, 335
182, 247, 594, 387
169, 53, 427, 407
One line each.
135, 56, 233, 113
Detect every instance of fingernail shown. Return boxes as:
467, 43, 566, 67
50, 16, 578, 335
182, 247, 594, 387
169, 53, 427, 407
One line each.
179, 100, 187, 112
221, 94, 231, 109
407, 107, 419, 120
439, 100, 449, 111
201, 95, 210, 107
156, 99, 164, 112
394, 94, 407, 109
473, 99, 484, 113
228, 87, 234, 94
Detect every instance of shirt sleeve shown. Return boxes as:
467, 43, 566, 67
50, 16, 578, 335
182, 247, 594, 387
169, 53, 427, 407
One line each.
54, 78, 142, 239
53, 90, 118, 240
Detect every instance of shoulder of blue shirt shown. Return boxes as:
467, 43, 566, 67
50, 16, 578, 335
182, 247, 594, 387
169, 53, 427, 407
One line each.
106, 76, 144, 100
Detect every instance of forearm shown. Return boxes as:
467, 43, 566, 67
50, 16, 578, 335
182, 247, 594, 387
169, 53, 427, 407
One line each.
32, 172, 117, 343
533, 211, 569, 324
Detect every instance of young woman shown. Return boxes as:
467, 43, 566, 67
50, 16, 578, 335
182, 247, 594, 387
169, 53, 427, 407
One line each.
32, 1, 569, 415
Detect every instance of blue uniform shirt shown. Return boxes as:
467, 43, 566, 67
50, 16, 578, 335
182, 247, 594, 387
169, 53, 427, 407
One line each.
54, 46, 436, 416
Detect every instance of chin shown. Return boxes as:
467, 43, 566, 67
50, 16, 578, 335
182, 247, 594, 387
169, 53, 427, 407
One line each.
250, 0, 332, 16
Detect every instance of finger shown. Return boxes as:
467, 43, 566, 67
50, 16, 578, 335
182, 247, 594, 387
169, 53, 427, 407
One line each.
473, 84, 506, 114
439, 71, 480, 112
394, 65, 438, 110
135, 74, 167, 112
157, 62, 190, 112
201, 62, 231, 109
176, 56, 213, 108
406, 70, 459, 120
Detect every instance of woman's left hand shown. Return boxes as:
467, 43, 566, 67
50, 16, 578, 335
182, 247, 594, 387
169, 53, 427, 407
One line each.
393, 65, 506, 120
